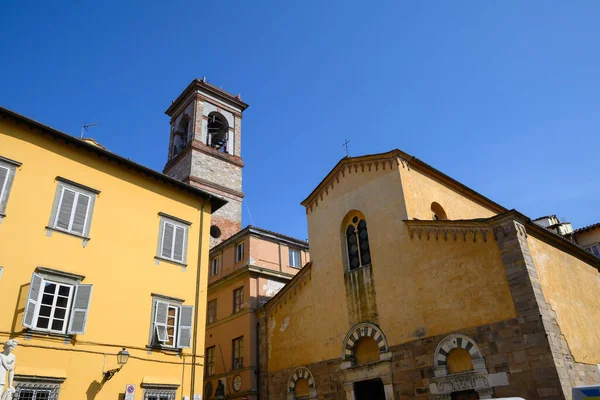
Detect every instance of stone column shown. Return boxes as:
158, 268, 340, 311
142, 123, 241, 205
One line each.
382, 375, 395, 400
343, 382, 355, 400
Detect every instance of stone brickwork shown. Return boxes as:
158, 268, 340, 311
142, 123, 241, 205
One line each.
493, 216, 599, 399
191, 150, 242, 195
164, 151, 192, 181
258, 215, 600, 400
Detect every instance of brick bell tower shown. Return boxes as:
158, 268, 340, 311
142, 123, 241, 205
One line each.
163, 78, 248, 247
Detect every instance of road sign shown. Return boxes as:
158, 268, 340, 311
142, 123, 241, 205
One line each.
125, 384, 135, 400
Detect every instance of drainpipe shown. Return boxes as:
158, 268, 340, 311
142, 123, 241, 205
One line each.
191, 200, 206, 398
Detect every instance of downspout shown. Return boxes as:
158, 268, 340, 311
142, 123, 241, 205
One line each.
191, 200, 207, 398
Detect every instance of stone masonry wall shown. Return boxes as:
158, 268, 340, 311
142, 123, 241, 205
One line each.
191, 151, 242, 194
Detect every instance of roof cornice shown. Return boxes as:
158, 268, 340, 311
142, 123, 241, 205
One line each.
165, 79, 249, 116
0, 107, 227, 213
301, 149, 506, 215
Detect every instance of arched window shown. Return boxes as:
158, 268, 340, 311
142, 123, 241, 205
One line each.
207, 112, 229, 152
172, 116, 190, 157
431, 202, 448, 221
343, 212, 371, 271
287, 367, 316, 399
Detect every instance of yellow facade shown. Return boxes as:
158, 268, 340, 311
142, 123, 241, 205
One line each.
260, 149, 600, 400
265, 156, 515, 370
0, 110, 222, 399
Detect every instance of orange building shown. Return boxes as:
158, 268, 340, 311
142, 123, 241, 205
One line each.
203, 226, 309, 400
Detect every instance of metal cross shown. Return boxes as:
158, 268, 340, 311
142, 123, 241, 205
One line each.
342, 139, 350, 157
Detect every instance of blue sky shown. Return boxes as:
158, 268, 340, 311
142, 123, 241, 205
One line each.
2, 1, 599, 240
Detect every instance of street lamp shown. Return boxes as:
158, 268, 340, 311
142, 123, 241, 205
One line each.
103, 348, 130, 381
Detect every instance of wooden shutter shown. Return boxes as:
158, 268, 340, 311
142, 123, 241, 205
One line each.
23, 273, 43, 328
67, 284, 93, 334
178, 305, 193, 348
173, 226, 185, 262
0, 166, 8, 200
55, 188, 76, 230
71, 193, 91, 235
154, 301, 169, 342
161, 222, 174, 258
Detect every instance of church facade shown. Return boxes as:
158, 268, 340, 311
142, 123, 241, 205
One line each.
257, 150, 600, 400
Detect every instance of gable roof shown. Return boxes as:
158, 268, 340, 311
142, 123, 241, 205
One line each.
0, 106, 227, 213
574, 222, 600, 234
301, 149, 506, 214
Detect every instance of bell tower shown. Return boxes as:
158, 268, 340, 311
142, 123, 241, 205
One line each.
163, 78, 249, 247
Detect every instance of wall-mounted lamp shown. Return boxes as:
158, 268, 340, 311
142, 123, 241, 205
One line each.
103, 348, 130, 381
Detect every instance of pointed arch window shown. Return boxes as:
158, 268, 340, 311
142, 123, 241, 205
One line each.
345, 215, 371, 271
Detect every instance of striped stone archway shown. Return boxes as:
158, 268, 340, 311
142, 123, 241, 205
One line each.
341, 322, 388, 361
287, 367, 317, 399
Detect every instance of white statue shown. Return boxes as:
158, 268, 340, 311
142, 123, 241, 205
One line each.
0, 340, 17, 400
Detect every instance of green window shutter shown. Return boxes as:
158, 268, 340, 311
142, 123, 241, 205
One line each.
67, 284, 93, 334
55, 188, 76, 230
23, 273, 43, 328
154, 301, 169, 342
161, 223, 174, 258
71, 193, 91, 235
173, 226, 185, 262
178, 305, 193, 348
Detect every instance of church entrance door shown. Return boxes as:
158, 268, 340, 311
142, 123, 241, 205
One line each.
451, 390, 479, 400
353, 378, 385, 400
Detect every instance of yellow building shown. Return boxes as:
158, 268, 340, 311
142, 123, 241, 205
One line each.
257, 150, 600, 400
0, 106, 226, 399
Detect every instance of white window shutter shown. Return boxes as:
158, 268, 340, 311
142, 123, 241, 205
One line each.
0, 166, 8, 200
161, 223, 174, 258
178, 305, 193, 348
55, 188, 76, 230
67, 284, 93, 334
71, 194, 90, 235
154, 301, 169, 342
23, 273, 43, 328
173, 226, 185, 262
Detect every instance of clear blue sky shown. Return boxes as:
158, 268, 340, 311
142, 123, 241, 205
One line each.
2, 1, 599, 240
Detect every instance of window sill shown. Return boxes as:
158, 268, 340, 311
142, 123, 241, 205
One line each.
45, 226, 90, 243
154, 256, 187, 267
23, 329, 74, 342
347, 263, 372, 273
146, 345, 183, 355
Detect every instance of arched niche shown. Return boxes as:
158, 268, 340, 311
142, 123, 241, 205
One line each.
287, 367, 316, 399
342, 323, 389, 363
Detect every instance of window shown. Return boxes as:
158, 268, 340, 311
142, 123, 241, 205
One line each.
48, 178, 98, 238
156, 214, 190, 264
171, 116, 190, 157
235, 242, 244, 263
232, 336, 244, 370
23, 271, 93, 335
587, 244, 600, 257
211, 257, 219, 277
14, 382, 61, 400
344, 214, 371, 271
144, 389, 176, 400
0, 155, 21, 219
207, 299, 217, 324
205, 346, 216, 376
289, 248, 301, 268
233, 287, 244, 313
150, 297, 193, 349
431, 202, 448, 221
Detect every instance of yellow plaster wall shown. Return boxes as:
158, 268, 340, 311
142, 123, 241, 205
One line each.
528, 236, 600, 364
266, 163, 516, 371
399, 164, 499, 221
0, 120, 212, 399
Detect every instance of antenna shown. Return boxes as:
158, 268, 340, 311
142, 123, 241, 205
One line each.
80, 123, 100, 139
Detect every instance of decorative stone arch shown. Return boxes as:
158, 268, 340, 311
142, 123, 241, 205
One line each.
287, 367, 317, 399
340, 323, 394, 399
429, 334, 508, 400
434, 334, 486, 375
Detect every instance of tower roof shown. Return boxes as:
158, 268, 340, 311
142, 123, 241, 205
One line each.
165, 78, 249, 116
